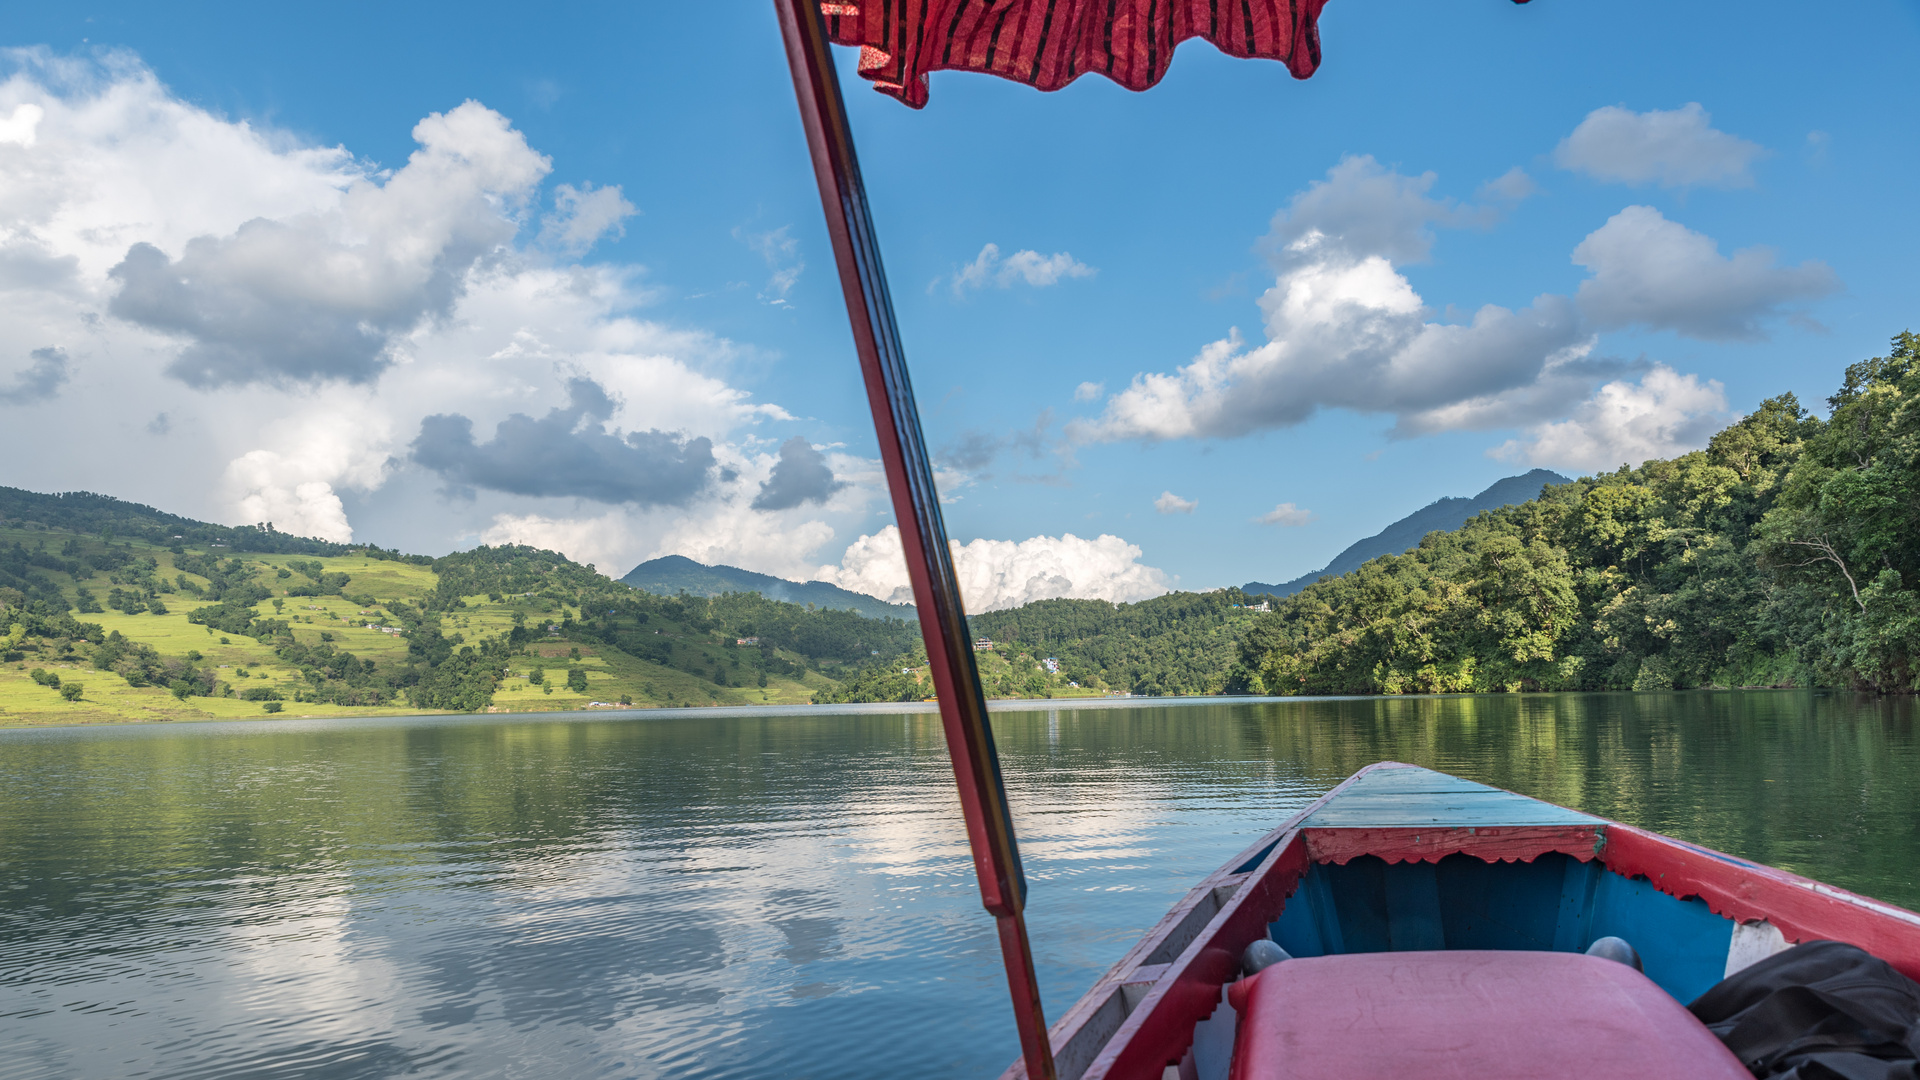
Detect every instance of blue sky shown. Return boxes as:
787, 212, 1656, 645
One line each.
2, 1, 1916, 610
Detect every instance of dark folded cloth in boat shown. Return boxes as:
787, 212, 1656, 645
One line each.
1689, 940, 1920, 1079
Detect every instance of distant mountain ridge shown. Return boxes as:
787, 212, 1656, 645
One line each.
1245, 469, 1571, 599
620, 555, 915, 621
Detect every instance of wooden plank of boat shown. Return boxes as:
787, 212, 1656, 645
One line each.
1007, 761, 1920, 1080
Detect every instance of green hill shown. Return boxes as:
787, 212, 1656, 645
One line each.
0, 492, 931, 725
1244, 470, 1571, 599
0, 487, 373, 557
621, 554, 914, 620
9, 329, 1914, 723
1238, 332, 1920, 695
969, 589, 1267, 697
0, 482, 1253, 723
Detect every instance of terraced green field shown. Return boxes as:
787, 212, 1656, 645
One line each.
0, 530, 437, 725
0, 523, 884, 726
3, 462, 1167, 727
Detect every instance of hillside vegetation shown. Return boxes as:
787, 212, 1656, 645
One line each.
1245, 469, 1569, 598
1240, 332, 1920, 695
0, 490, 1254, 725
0, 525, 925, 724
622, 554, 915, 620
970, 589, 1267, 697
5, 331, 1916, 722
0, 492, 1142, 725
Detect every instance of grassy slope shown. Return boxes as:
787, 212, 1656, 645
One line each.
0, 526, 828, 726
3, 519, 1140, 727
475, 606, 830, 712
0, 531, 438, 725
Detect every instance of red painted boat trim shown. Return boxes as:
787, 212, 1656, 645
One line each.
1108, 836, 1311, 1080
1601, 823, 1920, 983
1004, 763, 1402, 1080
1304, 824, 1603, 867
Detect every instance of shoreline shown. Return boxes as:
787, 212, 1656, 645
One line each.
0, 687, 1845, 738
0, 693, 1249, 734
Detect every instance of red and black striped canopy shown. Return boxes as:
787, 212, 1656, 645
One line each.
819, 0, 1332, 108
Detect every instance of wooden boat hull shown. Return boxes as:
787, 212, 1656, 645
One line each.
1008, 761, 1920, 1080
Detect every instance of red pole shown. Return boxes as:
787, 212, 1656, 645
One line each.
774, 4, 1056, 1078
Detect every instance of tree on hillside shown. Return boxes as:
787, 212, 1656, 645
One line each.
1240, 331, 1920, 695
1757, 331, 1920, 690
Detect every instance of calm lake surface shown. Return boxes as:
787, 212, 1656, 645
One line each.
1, 692, 1916, 1079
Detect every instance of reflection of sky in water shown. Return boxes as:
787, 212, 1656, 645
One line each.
0, 693, 1915, 1078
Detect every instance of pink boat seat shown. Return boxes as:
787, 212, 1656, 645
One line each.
1225, 950, 1749, 1079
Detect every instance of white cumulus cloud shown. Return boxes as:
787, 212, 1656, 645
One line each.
1554, 103, 1765, 189
949, 242, 1094, 295
1493, 365, 1729, 471
1070, 156, 1588, 444
1154, 491, 1197, 515
1573, 205, 1837, 341
539, 182, 635, 255
1255, 503, 1315, 527
481, 511, 652, 576
0, 50, 829, 566
645, 445, 874, 575
476, 443, 883, 582
221, 396, 395, 542
1069, 155, 1838, 458
0, 102, 42, 145
1477, 166, 1538, 203
108, 100, 553, 388
816, 526, 1172, 612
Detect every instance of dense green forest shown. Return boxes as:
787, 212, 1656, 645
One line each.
1239, 332, 1920, 695
970, 589, 1265, 696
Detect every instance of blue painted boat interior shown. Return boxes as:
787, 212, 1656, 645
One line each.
1248, 767, 1736, 1004
1266, 853, 1737, 1004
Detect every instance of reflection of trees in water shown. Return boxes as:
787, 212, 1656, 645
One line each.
0, 695, 1916, 1078
2, 697, 1915, 913
987, 693, 1919, 911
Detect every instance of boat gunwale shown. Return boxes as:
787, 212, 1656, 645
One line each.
1602, 822, 1920, 976
1004, 761, 1920, 1080
1001, 762, 1400, 1080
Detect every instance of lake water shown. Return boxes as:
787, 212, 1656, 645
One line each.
1, 692, 1916, 1079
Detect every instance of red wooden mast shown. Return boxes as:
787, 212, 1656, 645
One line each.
774, 3, 1058, 1077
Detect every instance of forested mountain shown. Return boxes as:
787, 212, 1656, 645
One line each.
969, 589, 1266, 697
0, 488, 1133, 722
0, 525, 931, 722
7, 331, 1917, 723
1239, 332, 1920, 695
0, 487, 401, 557
0, 482, 942, 720
621, 554, 914, 620
1245, 469, 1571, 599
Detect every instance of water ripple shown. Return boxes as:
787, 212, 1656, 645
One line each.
0, 693, 1914, 1078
